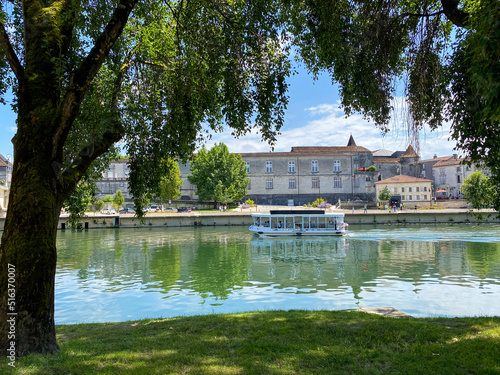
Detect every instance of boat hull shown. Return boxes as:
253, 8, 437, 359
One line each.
249, 225, 346, 237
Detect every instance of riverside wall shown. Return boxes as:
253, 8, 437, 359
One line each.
1, 208, 499, 231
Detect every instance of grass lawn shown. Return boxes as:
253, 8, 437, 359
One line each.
10, 310, 500, 374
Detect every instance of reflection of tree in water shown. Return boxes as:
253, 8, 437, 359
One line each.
187, 240, 251, 300
149, 243, 182, 293
465, 242, 500, 280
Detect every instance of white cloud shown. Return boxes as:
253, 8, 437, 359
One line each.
205, 102, 458, 159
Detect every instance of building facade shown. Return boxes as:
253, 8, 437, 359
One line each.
374, 175, 433, 206
95, 159, 131, 199
0, 154, 12, 211
96, 137, 428, 206
240, 137, 377, 205
431, 155, 484, 198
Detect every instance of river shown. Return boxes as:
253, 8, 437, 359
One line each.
55, 224, 500, 324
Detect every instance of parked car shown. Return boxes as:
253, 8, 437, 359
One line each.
149, 205, 167, 212
164, 207, 177, 213
101, 208, 116, 215
177, 207, 192, 213
119, 208, 135, 214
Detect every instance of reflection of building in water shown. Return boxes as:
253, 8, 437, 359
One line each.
249, 237, 381, 300
374, 239, 468, 281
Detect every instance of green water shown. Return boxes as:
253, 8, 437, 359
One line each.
55, 224, 500, 324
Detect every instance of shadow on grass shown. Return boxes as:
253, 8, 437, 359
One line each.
14, 310, 500, 375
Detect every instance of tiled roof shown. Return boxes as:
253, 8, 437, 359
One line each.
402, 145, 419, 158
433, 156, 468, 167
0, 155, 12, 167
239, 145, 371, 158
375, 175, 432, 184
420, 155, 453, 163
373, 157, 400, 164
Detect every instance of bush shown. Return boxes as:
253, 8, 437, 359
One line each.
245, 199, 254, 207
312, 198, 325, 207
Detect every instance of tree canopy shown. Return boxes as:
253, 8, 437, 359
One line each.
378, 186, 392, 202
155, 158, 183, 205
188, 143, 248, 205
461, 171, 498, 209
0, 0, 290, 355
286, 0, 499, 204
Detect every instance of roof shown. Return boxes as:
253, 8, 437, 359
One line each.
433, 156, 468, 168
372, 149, 394, 157
239, 145, 371, 158
374, 175, 432, 185
373, 157, 400, 164
401, 145, 419, 158
420, 155, 453, 163
0, 154, 12, 167
347, 134, 357, 147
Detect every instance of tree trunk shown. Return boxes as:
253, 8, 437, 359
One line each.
0, 143, 63, 355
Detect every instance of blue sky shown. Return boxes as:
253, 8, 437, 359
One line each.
0, 65, 458, 161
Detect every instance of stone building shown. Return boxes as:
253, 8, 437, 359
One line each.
374, 175, 433, 206
96, 136, 426, 206
373, 145, 421, 181
0, 154, 12, 211
95, 159, 131, 199
240, 136, 377, 205
432, 155, 483, 198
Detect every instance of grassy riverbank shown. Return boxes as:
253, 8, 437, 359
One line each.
11, 310, 500, 374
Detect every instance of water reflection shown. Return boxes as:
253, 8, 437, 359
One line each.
55, 225, 500, 324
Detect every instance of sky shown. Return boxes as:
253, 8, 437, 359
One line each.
0, 65, 458, 162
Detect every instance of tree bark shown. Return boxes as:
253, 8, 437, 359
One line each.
0, 129, 63, 355
0, 0, 138, 356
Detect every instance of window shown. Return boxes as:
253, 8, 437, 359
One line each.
266, 179, 273, 189
423, 186, 427, 192
423, 195, 428, 200
312, 177, 320, 189
408, 187, 412, 192
288, 161, 295, 173
457, 175, 461, 183
266, 161, 273, 173
334, 160, 341, 172
245, 162, 250, 173
289, 178, 296, 189
408, 195, 412, 200
334, 177, 342, 188
416, 187, 420, 192
439, 174, 446, 184
402, 187, 405, 193
311, 160, 318, 173
416, 195, 420, 200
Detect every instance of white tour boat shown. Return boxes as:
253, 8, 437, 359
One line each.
249, 210, 348, 237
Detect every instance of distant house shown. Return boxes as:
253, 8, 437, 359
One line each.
0, 185, 8, 212
95, 158, 131, 199
373, 145, 421, 181
431, 155, 485, 198
374, 175, 432, 206
0, 154, 12, 211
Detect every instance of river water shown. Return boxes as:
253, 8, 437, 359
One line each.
55, 224, 500, 324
